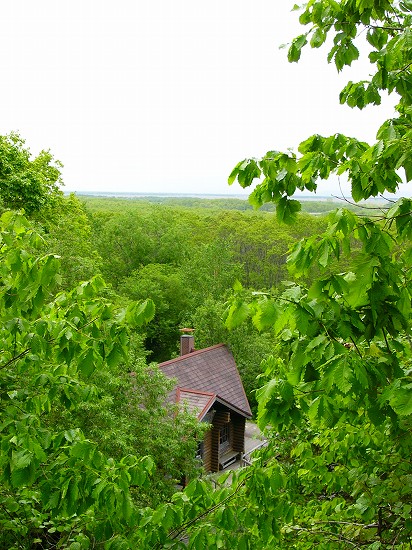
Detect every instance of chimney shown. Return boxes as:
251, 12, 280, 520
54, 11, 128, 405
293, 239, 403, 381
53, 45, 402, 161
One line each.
180, 328, 195, 356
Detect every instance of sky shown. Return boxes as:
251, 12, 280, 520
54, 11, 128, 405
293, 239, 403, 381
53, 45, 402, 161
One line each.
0, 1, 402, 197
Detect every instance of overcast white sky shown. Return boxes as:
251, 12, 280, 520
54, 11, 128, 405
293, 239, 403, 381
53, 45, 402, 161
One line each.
1, 1, 401, 197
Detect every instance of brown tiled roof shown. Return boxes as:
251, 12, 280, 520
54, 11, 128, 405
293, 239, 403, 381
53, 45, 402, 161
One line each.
159, 344, 252, 418
177, 389, 216, 419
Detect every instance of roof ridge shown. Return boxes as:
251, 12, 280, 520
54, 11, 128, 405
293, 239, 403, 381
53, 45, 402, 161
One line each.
158, 343, 226, 367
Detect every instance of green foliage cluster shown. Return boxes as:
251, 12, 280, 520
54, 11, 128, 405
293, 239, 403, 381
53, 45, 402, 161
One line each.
85, 199, 322, 292
39, 194, 103, 290
0, 132, 63, 216
224, 204, 412, 547
229, 0, 412, 221
0, 212, 203, 548
82, 199, 324, 361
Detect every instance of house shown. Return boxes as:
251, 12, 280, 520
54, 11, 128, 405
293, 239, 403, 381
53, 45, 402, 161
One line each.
158, 332, 252, 472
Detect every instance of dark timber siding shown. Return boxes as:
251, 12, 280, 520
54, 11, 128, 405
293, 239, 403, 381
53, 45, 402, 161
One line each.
211, 409, 230, 472
203, 408, 246, 472
203, 429, 212, 472
232, 415, 246, 454
210, 424, 220, 472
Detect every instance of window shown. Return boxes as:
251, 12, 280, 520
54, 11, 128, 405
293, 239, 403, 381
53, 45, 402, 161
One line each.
219, 423, 230, 453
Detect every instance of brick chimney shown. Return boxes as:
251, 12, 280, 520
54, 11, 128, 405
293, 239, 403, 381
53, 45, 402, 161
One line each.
180, 328, 195, 356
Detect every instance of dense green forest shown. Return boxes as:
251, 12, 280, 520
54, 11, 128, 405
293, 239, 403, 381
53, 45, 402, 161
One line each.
2, 1, 412, 548
79, 193, 380, 215
80, 196, 327, 358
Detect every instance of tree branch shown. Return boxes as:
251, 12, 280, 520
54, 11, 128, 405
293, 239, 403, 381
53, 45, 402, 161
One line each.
289, 526, 362, 547
349, 337, 363, 358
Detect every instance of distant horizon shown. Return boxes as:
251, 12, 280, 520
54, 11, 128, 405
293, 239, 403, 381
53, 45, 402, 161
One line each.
70, 190, 392, 202
1, 1, 400, 198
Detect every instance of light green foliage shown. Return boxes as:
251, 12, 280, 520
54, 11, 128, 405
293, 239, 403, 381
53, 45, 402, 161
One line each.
179, 239, 243, 306
81, 193, 378, 214
0, 211, 161, 547
121, 263, 188, 361
86, 200, 324, 294
91, 206, 190, 287
40, 194, 102, 289
0, 132, 63, 216
49, 352, 205, 508
189, 298, 273, 413
214, 212, 327, 288
229, 1, 412, 218
86, 202, 313, 365
119, 239, 243, 361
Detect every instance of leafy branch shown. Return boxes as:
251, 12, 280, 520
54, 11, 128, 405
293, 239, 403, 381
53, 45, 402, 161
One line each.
164, 473, 251, 545
288, 526, 362, 548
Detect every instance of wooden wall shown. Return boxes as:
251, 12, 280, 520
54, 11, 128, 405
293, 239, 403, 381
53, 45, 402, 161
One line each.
232, 415, 246, 454
202, 407, 246, 472
203, 429, 212, 472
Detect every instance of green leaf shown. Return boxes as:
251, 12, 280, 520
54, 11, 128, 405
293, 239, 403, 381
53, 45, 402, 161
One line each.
228, 158, 261, 188
294, 305, 310, 335
390, 385, 412, 416
288, 34, 308, 62
70, 440, 94, 460
403, 159, 412, 182
310, 28, 326, 48
78, 347, 95, 377
106, 343, 126, 368
276, 197, 301, 224
366, 28, 388, 50
11, 463, 36, 487
225, 301, 250, 330
3, 497, 19, 513
121, 494, 133, 521
256, 379, 278, 409
188, 528, 209, 550
217, 506, 237, 531
228, 160, 244, 185
253, 300, 278, 331
306, 334, 326, 352
332, 359, 352, 394
125, 299, 155, 327
318, 240, 329, 267
11, 450, 32, 471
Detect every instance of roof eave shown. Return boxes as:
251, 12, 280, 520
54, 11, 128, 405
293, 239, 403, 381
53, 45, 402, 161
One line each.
197, 394, 253, 421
